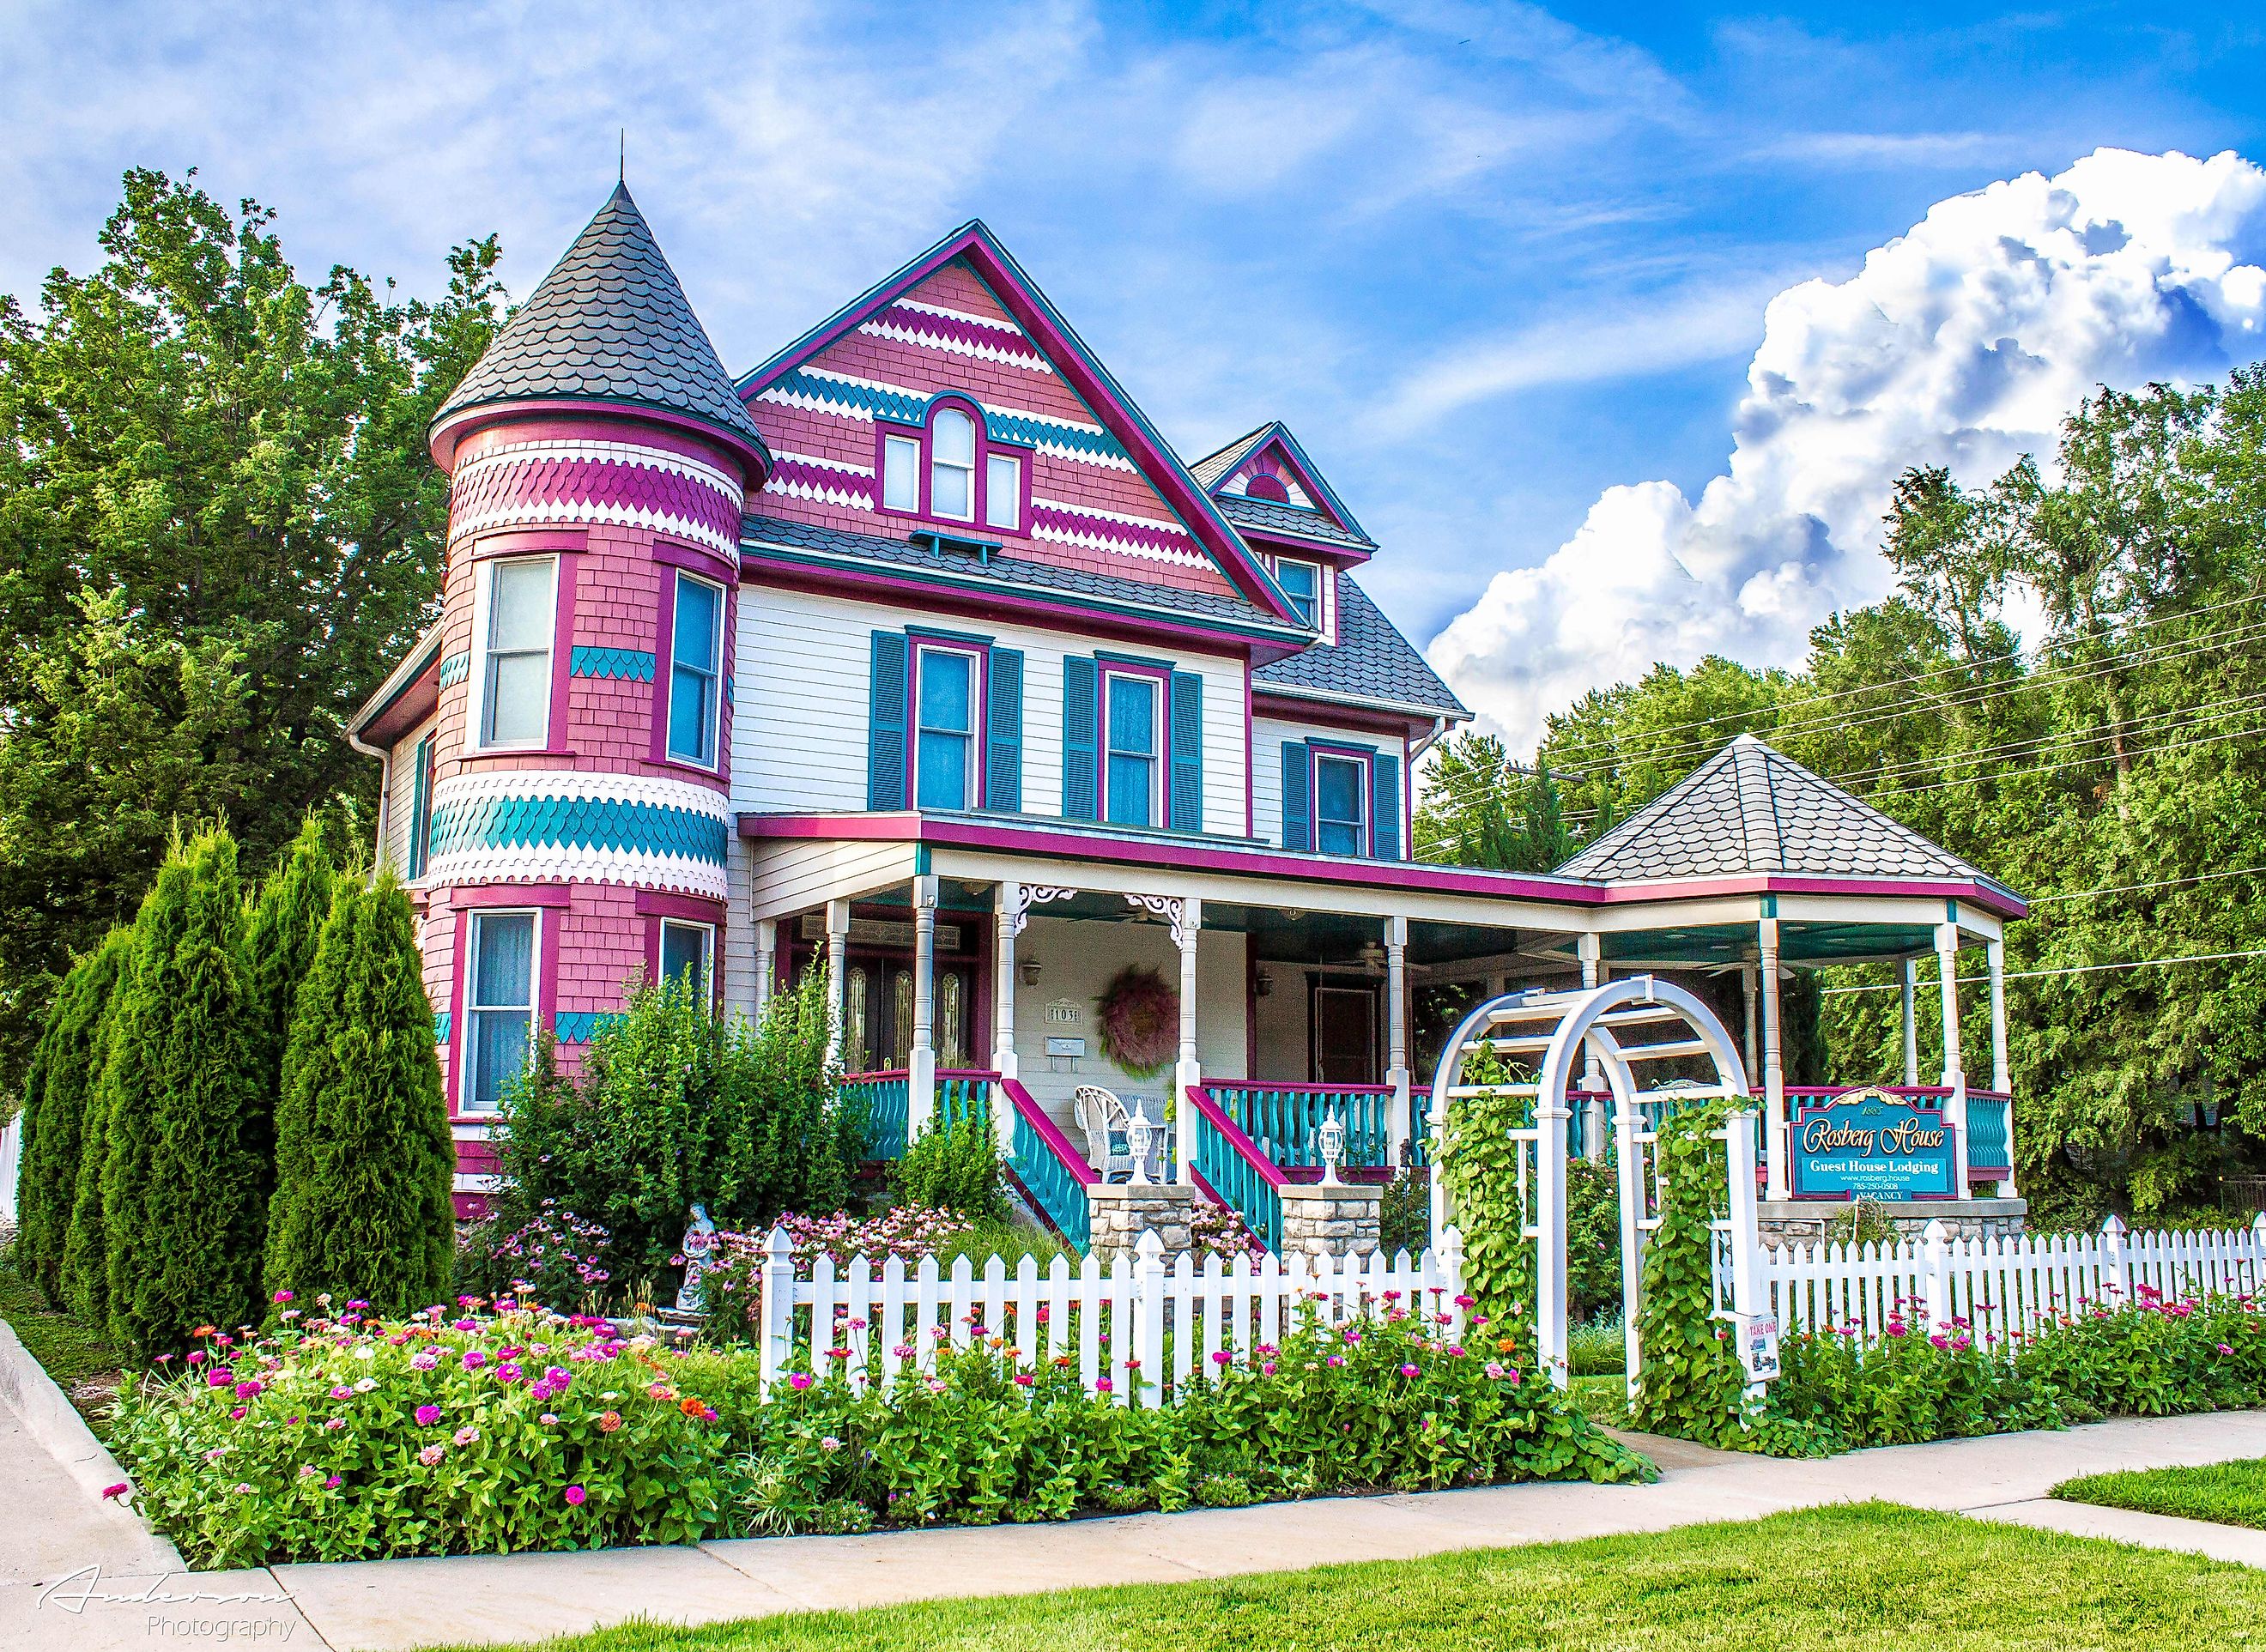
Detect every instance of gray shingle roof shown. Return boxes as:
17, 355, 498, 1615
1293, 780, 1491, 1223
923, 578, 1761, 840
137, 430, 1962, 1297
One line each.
1218, 493, 1377, 551
1188, 426, 1272, 488
1253, 575, 1467, 717
1554, 734, 2005, 887
435, 183, 767, 457
739, 515, 1288, 626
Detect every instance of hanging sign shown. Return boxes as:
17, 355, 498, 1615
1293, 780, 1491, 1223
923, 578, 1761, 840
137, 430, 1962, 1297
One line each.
1790, 1086, 1955, 1200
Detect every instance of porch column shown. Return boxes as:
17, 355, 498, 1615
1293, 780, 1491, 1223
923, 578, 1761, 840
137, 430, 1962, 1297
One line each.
1901, 959, 1920, 1086
1935, 923, 1963, 1087
1174, 897, 1203, 1186
909, 875, 939, 1140
754, 918, 777, 1020
1988, 938, 2016, 1196
992, 883, 1022, 1083
1759, 918, 1788, 1200
1741, 964, 1759, 1080
1384, 916, 1411, 1165
1577, 932, 1606, 1097
823, 899, 851, 1070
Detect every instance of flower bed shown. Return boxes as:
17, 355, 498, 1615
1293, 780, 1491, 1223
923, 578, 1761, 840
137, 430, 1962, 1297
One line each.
1769, 1286, 2266, 1450
110, 1292, 1651, 1568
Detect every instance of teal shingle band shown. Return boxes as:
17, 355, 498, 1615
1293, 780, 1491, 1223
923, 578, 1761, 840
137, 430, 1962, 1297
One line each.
427, 793, 730, 865
438, 652, 470, 688
769, 368, 1129, 464
570, 647, 656, 681
433, 1010, 451, 1044
553, 1009, 626, 1046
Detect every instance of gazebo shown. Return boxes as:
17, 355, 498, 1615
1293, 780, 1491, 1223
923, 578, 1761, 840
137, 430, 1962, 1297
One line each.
1548, 735, 2027, 1218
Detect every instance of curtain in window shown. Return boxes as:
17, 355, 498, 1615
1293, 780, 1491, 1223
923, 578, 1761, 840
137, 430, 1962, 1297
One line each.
467, 912, 535, 1114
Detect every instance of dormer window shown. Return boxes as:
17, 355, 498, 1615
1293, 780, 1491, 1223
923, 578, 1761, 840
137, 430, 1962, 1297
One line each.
877, 399, 1030, 534
1275, 558, 1320, 628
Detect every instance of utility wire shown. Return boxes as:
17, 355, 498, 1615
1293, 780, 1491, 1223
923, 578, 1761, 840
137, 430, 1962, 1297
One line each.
1820, 947, 2266, 995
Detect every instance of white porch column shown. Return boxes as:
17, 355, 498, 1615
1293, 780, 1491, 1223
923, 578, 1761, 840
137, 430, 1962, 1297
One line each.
1988, 937, 2015, 1196
909, 875, 939, 1139
1741, 964, 1760, 1080
1384, 916, 1411, 1165
1175, 898, 1203, 1185
992, 882, 1022, 1084
823, 899, 851, 1070
1901, 959, 1920, 1086
753, 918, 778, 1020
1936, 923, 1963, 1086
1760, 918, 1788, 1200
1577, 933, 1606, 1095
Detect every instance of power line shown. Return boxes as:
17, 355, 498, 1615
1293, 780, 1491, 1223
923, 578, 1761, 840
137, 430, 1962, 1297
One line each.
2025, 865, 2266, 905
1819, 946, 2266, 995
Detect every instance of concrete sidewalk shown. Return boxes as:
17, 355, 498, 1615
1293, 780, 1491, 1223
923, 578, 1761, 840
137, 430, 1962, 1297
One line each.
8, 1411, 2266, 1651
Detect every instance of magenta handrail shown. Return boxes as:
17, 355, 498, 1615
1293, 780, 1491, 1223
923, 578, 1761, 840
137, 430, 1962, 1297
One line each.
1184, 1085, 1289, 1189
1207, 1080, 1395, 1096
1001, 1076, 1100, 1187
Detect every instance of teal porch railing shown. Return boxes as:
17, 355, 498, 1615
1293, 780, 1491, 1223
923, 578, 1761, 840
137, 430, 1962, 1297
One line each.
842, 1070, 910, 1160
1002, 1076, 1098, 1250
1207, 1082, 1413, 1172
1965, 1089, 2013, 1177
1186, 1084, 1287, 1251
935, 1070, 997, 1134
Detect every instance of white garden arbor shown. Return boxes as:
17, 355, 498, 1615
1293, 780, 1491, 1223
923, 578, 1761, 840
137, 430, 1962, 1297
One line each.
1427, 975, 1758, 1391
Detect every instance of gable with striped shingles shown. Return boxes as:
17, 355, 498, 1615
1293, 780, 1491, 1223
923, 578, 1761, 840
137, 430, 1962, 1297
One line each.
748, 257, 1239, 602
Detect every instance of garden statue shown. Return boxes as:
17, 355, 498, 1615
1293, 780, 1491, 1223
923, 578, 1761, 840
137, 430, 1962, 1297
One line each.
675, 1203, 718, 1314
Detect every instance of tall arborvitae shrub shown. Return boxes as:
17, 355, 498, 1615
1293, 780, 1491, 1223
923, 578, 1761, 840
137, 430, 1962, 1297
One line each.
60, 959, 130, 1326
15, 930, 131, 1303
100, 827, 268, 1361
242, 819, 336, 1204
264, 872, 453, 1313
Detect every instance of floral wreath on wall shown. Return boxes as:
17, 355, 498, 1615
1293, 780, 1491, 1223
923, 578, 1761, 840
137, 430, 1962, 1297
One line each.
1095, 964, 1177, 1080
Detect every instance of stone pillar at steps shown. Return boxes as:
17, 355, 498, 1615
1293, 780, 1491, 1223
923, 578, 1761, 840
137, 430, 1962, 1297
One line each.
1279, 1183, 1383, 1262
1087, 1184, 1196, 1267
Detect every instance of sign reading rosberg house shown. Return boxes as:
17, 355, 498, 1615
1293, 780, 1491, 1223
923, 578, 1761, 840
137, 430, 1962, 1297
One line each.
1790, 1086, 1955, 1200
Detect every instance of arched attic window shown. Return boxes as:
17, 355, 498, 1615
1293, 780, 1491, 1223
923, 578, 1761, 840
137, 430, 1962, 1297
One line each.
1244, 469, 1291, 502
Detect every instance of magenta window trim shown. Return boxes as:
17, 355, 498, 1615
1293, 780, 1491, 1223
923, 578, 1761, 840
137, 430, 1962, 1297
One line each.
651, 538, 737, 583
449, 900, 555, 1118
643, 915, 721, 1010
451, 882, 573, 910
466, 529, 589, 563
906, 632, 991, 812
648, 563, 729, 777
1307, 739, 1377, 859
872, 394, 1034, 537
1096, 658, 1173, 830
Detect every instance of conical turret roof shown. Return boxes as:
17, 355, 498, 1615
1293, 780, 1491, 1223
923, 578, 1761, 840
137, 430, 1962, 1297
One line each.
433, 182, 767, 465
1554, 734, 2013, 893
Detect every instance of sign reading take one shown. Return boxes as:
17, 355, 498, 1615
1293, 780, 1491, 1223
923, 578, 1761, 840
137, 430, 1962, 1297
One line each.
1790, 1086, 1955, 1200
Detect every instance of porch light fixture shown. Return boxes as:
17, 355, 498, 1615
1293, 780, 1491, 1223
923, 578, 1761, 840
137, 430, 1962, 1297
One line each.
1021, 957, 1042, 987
1318, 1110, 1346, 1186
1127, 1104, 1156, 1185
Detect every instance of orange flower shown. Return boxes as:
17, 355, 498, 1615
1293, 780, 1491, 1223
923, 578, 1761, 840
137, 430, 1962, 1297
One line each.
679, 1395, 706, 1418
191, 1325, 217, 1339
1496, 1337, 1518, 1356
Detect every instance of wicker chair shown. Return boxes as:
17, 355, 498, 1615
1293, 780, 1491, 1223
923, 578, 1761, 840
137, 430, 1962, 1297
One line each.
1073, 1085, 1136, 1182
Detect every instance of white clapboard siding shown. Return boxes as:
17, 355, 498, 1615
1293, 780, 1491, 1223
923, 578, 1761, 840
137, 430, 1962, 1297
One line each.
753, 1228, 1465, 1406
1251, 715, 1411, 850
1757, 1217, 2266, 1346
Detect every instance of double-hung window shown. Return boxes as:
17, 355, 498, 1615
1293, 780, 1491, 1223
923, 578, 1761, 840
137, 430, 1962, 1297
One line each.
984, 453, 1021, 529
464, 911, 536, 1116
666, 571, 724, 767
882, 433, 921, 511
658, 919, 713, 996
1314, 753, 1368, 856
929, 408, 977, 521
1104, 672, 1160, 828
479, 556, 557, 747
914, 646, 978, 810
406, 733, 436, 879
1275, 559, 1320, 628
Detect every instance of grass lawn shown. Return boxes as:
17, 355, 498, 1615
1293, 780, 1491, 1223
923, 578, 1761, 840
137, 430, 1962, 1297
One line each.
2054, 1456, 2266, 1530
427, 1502, 2266, 1652
0, 1256, 124, 1436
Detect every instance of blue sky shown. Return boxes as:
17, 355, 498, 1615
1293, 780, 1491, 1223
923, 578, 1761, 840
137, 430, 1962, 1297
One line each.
5, 2, 2264, 742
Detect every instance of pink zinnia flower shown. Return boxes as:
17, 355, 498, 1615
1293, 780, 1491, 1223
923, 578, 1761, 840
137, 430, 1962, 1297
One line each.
273, 1290, 294, 1304
564, 1485, 587, 1506
415, 1405, 442, 1427
101, 1482, 128, 1501
1094, 1377, 1113, 1393
417, 1443, 445, 1467
787, 1373, 813, 1391
1400, 1363, 1420, 1378
1210, 1350, 1231, 1366
323, 1475, 341, 1490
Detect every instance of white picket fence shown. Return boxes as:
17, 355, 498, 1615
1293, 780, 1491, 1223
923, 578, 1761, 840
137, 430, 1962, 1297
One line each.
1757, 1213, 2266, 1346
747, 1226, 1468, 1406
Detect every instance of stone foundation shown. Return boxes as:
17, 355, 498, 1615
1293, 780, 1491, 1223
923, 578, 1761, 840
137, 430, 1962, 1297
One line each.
1087, 1184, 1195, 1265
1759, 1197, 2027, 1247
1279, 1182, 1382, 1260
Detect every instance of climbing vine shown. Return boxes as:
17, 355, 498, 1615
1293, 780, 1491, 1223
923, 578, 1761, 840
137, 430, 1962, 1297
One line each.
1436, 1044, 1539, 1370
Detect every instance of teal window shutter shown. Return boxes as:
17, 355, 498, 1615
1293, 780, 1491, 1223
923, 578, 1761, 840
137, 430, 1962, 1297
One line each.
1370, 752, 1403, 859
407, 733, 434, 878
985, 648, 1024, 812
867, 631, 909, 809
1063, 655, 1099, 820
1281, 741, 1312, 850
1168, 671, 1203, 832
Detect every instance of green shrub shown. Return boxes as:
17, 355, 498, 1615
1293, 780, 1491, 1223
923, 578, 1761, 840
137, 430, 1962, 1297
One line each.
1378, 1165, 1428, 1257
100, 826, 269, 1363
14, 929, 130, 1304
894, 1100, 1006, 1223
242, 819, 336, 1228
264, 871, 454, 1315
1436, 1045, 1538, 1362
1566, 1155, 1623, 1324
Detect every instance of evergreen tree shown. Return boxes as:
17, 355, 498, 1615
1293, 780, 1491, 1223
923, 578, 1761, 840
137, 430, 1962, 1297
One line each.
13, 929, 130, 1303
264, 872, 453, 1313
59, 961, 129, 1327
242, 819, 336, 1219
100, 826, 267, 1361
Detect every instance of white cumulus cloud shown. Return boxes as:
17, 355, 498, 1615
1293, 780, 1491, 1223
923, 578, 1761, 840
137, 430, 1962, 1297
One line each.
1428, 147, 2266, 749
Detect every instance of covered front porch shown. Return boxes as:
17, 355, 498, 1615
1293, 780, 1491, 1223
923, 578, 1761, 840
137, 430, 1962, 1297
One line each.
734, 812, 1594, 1248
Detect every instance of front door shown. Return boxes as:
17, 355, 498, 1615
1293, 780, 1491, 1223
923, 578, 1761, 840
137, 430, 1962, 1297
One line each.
843, 956, 975, 1071
1312, 982, 1380, 1085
